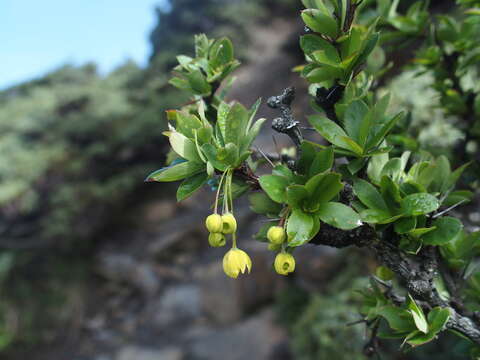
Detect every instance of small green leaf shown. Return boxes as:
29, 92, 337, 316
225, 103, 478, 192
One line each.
248, 192, 283, 216
305, 65, 344, 83
406, 307, 451, 347
259, 175, 290, 203
287, 209, 316, 246
344, 100, 369, 144
169, 131, 202, 162
176, 173, 208, 201
209, 37, 234, 69
394, 217, 417, 234
422, 217, 463, 245
225, 102, 249, 146
301, 9, 339, 38
186, 69, 212, 96
308, 115, 360, 151
146, 161, 205, 182
353, 179, 390, 213
305, 173, 344, 211
317, 202, 362, 230
377, 306, 416, 333
297, 141, 317, 174
407, 294, 428, 334
201, 144, 228, 171
286, 185, 310, 209
366, 111, 404, 150
401, 193, 440, 216
300, 34, 339, 59
309, 147, 334, 177
376, 266, 395, 281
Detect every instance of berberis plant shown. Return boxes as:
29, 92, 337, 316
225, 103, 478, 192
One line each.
146, 0, 480, 356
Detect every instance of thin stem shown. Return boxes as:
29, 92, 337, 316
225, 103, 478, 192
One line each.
214, 170, 228, 214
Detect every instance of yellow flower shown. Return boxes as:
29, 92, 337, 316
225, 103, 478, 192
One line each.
221, 213, 237, 234
274, 252, 295, 276
208, 233, 226, 247
205, 214, 223, 233
223, 247, 252, 278
267, 226, 286, 245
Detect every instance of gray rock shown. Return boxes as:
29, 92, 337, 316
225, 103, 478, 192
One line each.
96, 253, 161, 295
188, 309, 287, 360
151, 284, 201, 328
116, 346, 183, 360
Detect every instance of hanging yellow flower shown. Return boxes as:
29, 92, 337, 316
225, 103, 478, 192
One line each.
208, 233, 226, 247
274, 252, 295, 276
221, 213, 237, 234
267, 226, 286, 245
222, 247, 252, 278
205, 214, 224, 233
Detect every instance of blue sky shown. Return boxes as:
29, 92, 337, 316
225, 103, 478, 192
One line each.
0, 0, 166, 89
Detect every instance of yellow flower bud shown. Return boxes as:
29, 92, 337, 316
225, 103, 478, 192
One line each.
267, 226, 286, 245
274, 252, 295, 276
221, 213, 237, 234
208, 233, 226, 247
222, 248, 252, 279
205, 214, 223, 233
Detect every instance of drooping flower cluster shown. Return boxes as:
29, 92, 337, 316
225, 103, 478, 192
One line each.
204, 169, 296, 278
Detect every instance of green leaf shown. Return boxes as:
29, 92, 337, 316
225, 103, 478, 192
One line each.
317, 202, 362, 230
287, 209, 316, 246
146, 161, 205, 182
259, 175, 291, 204
248, 192, 283, 216
175, 110, 203, 139
367, 152, 389, 184
246, 98, 262, 132
360, 209, 393, 224
344, 100, 369, 143
366, 111, 404, 150
381, 158, 403, 182
301, 9, 339, 38
305, 173, 344, 211
286, 185, 310, 209
297, 141, 317, 174
380, 175, 402, 213
394, 217, 417, 234
422, 217, 463, 245
225, 103, 249, 146
409, 227, 437, 238
309, 147, 334, 177
217, 142, 239, 166
406, 307, 451, 347
308, 115, 362, 152
186, 69, 212, 96
241, 118, 266, 153
305, 65, 343, 83
376, 266, 395, 281
401, 193, 440, 216
377, 306, 416, 333
216, 101, 230, 142
209, 37, 234, 69
201, 144, 228, 171
168, 131, 202, 162
353, 179, 390, 213
273, 165, 294, 180
176, 173, 208, 201
300, 35, 339, 59
407, 294, 428, 334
